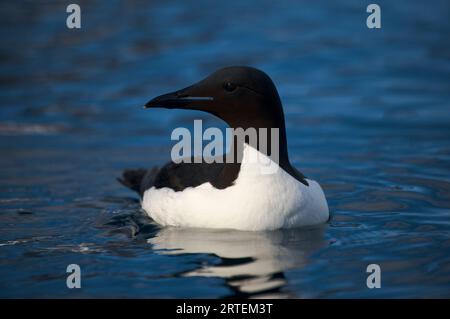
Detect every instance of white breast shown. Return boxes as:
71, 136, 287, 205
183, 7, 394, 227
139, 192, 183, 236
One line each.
142, 144, 329, 231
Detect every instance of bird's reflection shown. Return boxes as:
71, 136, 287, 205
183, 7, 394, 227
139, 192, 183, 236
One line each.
148, 226, 326, 298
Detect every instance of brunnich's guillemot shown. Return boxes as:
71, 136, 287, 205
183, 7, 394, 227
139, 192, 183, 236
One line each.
119, 66, 329, 231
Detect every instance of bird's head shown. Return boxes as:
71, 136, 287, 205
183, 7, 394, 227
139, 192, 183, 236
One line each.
145, 66, 285, 129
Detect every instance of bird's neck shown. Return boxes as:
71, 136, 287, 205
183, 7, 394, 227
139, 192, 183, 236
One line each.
210, 116, 308, 188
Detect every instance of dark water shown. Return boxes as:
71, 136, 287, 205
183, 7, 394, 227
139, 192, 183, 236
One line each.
1, 0, 450, 298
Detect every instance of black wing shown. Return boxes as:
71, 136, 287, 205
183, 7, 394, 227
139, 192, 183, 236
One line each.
118, 160, 226, 197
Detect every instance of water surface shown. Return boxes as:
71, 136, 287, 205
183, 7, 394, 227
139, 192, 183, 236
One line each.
1, 0, 450, 298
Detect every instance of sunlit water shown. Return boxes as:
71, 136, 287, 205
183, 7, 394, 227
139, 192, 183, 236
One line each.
1, 0, 450, 298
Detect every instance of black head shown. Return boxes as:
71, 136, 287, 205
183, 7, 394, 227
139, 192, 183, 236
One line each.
145, 66, 285, 130
144, 66, 308, 186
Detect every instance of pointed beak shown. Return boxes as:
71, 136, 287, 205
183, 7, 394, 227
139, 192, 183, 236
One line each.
144, 84, 214, 110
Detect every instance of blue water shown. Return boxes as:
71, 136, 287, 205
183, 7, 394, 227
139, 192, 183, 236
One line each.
1, 0, 450, 298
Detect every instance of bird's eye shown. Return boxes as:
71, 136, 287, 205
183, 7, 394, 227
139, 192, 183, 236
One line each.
223, 82, 237, 92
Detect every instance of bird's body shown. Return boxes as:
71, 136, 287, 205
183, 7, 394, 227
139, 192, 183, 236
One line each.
119, 66, 329, 231
141, 143, 328, 231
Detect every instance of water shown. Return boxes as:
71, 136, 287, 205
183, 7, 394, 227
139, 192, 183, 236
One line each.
1, 0, 450, 298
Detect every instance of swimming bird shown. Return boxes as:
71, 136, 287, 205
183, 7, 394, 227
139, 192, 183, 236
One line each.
119, 66, 329, 231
